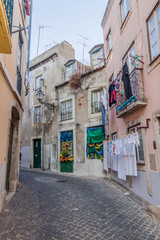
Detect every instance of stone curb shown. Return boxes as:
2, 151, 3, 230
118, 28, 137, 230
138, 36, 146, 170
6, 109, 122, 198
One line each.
148, 205, 160, 223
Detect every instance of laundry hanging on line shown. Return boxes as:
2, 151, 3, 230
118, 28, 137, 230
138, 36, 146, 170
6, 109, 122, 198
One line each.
103, 131, 140, 181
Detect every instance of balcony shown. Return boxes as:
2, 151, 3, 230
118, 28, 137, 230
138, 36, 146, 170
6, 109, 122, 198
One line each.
116, 68, 147, 118
0, 0, 12, 53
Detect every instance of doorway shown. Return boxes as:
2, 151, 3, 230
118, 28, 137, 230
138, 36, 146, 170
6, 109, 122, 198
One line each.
6, 121, 14, 192
6, 106, 20, 193
33, 139, 41, 168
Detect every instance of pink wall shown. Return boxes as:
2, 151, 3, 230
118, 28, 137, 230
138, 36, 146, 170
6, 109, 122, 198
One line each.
102, 0, 160, 170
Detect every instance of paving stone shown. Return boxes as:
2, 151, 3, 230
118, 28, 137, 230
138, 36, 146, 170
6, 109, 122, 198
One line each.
0, 169, 160, 240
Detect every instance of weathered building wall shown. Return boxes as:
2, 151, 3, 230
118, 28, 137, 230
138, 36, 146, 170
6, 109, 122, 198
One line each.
21, 41, 75, 171
0, 0, 29, 211
56, 67, 107, 177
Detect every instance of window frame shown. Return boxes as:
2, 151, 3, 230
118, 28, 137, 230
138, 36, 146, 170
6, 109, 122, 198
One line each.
120, 0, 130, 24
122, 43, 136, 74
112, 132, 118, 141
35, 75, 42, 91
147, 4, 160, 62
106, 30, 112, 57
61, 99, 73, 121
17, 32, 23, 72
128, 127, 145, 163
91, 89, 103, 114
34, 106, 41, 124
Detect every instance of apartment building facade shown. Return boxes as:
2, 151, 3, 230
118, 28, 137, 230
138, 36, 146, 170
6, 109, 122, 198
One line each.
56, 45, 107, 176
21, 41, 75, 171
102, 0, 160, 204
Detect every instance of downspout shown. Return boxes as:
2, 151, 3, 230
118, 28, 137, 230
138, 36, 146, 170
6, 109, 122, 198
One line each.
27, 0, 32, 75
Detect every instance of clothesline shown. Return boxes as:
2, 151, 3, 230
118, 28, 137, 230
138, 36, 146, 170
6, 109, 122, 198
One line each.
103, 131, 140, 181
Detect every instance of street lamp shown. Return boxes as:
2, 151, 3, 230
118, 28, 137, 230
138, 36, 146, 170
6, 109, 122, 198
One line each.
36, 90, 55, 111
36, 89, 55, 170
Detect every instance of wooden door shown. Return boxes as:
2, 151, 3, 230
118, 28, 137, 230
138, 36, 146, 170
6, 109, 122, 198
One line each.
34, 139, 41, 168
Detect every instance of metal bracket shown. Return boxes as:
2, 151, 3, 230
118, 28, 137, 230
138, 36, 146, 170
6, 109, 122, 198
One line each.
137, 119, 150, 130
40, 101, 54, 111
12, 26, 29, 34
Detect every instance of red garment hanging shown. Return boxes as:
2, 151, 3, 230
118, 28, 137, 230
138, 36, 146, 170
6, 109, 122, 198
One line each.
25, 3, 31, 16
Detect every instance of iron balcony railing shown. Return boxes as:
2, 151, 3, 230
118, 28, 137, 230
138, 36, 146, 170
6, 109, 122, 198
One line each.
116, 67, 146, 113
3, 0, 14, 33
17, 67, 22, 96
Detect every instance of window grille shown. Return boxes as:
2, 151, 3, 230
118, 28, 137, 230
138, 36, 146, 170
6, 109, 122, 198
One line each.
3, 0, 14, 33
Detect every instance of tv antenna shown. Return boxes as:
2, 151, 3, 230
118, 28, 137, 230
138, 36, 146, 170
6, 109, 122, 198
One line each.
37, 25, 54, 56
47, 37, 57, 46
78, 34, 89, 65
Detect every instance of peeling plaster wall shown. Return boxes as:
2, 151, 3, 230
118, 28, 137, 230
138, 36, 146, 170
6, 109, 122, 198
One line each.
21, 41, 75, 170
57, 68, 107, 176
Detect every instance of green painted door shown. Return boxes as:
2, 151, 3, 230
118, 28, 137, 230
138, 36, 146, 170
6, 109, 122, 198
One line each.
34, 139, 41, 168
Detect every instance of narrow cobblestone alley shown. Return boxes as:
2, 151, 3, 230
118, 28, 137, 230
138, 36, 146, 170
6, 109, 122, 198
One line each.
0, 170, 160, 240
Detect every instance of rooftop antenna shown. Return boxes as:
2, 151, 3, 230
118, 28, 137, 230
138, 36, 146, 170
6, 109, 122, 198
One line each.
47, 37, 57, 46
37, 25, 54, 56
78, 34, 89, 74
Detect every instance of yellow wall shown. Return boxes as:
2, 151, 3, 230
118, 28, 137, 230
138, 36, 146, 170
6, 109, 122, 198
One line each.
0, 0, 29, 204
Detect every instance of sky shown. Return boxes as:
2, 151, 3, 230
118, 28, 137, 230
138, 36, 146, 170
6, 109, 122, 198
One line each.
30, 0, 108, 65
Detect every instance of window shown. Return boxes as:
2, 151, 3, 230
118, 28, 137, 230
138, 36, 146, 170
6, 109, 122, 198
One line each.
65, 62, 76, 81
91, 89, 103, 114
91, 48, 104, 69
112, 132, 118, 141
106, 31, 112, 57
21, 0, 26, 18
123, 45, 135, 73
129, 128, 144, 162
34, 106, 41, 123
62, 71, 65, 83
17, 33, 23, 72
121, 0, 130, 23
17, 67, 22, 96
3, 0, 14, 33
148, 5, 160, 61
35, 75, 42, 91
17, 33, 23, 95
61, 100, 72, 121
109, 74, 114, 83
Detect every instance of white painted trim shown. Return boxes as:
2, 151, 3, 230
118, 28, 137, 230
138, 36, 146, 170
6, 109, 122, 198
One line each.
58, 95, 75, 125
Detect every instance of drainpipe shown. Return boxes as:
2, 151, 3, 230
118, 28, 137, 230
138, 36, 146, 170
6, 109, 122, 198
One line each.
27, 0, 32, 74
42, 78, 46, 171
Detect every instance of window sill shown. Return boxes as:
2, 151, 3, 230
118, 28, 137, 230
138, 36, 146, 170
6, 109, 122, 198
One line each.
91, 111, 101, 114
61, 118, 73, 122
33, 123, 42, 126
137, 161, 145, 166
149, 53, 160, 66
106, 49, 113, 62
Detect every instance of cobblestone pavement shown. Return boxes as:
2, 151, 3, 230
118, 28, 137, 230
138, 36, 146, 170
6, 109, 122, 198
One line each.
0, 170, 160, 240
